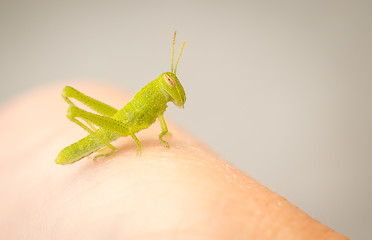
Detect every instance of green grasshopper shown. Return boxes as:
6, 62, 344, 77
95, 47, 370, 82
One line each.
55, 32, 186, 165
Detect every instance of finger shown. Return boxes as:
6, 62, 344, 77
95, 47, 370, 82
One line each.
0, 82, 348, 239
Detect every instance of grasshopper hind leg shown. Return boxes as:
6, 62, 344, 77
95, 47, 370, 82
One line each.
66, 106, 118, 158
93, 147, 117, 161
66, 105, 136, 160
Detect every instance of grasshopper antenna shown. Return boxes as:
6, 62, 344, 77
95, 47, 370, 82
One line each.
174, 39, 185, 74
171, 31, 176, 73
171, 31, 186, 74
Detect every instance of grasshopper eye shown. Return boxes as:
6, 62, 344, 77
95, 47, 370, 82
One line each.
164, 74, 176, 87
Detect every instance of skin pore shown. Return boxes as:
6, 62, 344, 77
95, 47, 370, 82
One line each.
0, 83, 348, 240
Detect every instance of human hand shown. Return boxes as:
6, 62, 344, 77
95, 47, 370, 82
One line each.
0, 83, 348, 239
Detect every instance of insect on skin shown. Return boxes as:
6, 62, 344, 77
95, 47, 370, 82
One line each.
55, 32, 186, 165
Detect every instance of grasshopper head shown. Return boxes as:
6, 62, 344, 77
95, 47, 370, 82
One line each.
159, 72, 186, 108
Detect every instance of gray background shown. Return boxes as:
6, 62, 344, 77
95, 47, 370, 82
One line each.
1, 0, 371, 239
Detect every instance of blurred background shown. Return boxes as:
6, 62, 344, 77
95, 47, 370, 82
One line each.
1, 0, 371, 238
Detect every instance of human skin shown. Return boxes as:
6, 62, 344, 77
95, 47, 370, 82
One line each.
0, 83, 348, 240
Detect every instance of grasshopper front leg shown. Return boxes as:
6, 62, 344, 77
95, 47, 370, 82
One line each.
130, 133, 142, 155
158, 114, 169, 148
